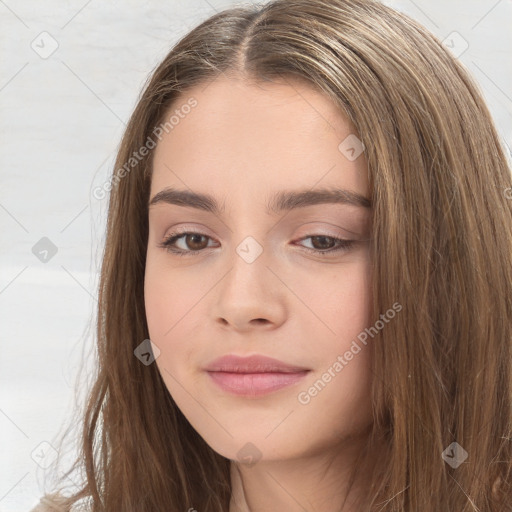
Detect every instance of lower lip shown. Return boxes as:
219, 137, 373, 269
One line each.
206, 371, 309, 397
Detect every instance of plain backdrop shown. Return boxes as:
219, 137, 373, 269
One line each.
1, 0, 511, 510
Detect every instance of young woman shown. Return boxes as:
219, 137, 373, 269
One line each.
31, 0, 512, 510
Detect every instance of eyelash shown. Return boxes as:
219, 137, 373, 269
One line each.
158, 230, 355, 257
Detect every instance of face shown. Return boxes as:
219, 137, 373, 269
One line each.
144, 75, 374, 464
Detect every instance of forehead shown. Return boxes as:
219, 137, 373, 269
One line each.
150, 75, 369, 208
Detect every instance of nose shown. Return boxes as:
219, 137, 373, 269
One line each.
211, 244, 287, 332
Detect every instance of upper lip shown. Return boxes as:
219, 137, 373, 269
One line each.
204, 354, 310, 373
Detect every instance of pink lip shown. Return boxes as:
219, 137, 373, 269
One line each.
204, 354, 309, 373
204, 354, 310, 397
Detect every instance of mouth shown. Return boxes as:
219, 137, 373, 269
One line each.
206, 370, 310, 397
204, 354, 311, 397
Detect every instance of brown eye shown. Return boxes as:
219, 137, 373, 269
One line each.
309, 235, 337, 250
182, 233, 209, 251
295, 234, 355, 257
159, 231, 215, 255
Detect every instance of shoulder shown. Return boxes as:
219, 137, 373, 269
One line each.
29, 494, 74, 512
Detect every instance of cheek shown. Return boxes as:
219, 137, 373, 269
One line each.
290, 260, 374, 429
144, 268, 174, 341
145, 267, 172, 344
144, 256, 212, 386
292, 257, 373, 346
143, 252, 205, 341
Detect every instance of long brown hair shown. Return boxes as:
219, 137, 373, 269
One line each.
41, 0, 512, 510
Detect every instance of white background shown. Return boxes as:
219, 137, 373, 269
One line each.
1, 1, 511, 510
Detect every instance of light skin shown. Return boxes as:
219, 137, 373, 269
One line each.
144, 74, 375, 511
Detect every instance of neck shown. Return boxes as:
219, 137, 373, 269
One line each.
229, 432, 377, 512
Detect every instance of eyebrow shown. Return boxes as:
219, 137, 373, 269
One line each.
148, 186, 371, 215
